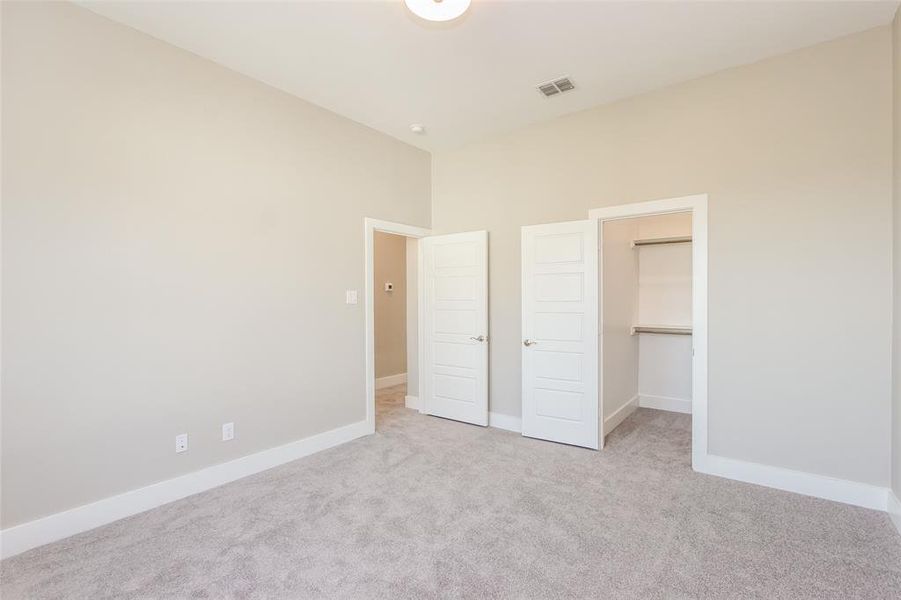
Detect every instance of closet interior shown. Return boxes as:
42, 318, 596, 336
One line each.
601, 212, 693, 440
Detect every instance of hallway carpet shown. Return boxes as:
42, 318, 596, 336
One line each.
2, 385, 900, 599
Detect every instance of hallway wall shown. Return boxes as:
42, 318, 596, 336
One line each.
374, 232, 407, 379
891, 6, 901, 505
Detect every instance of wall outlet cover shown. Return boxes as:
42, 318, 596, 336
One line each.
175, 433, 188, 453
222, 422, 234, 441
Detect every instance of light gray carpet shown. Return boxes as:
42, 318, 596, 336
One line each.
3, 385, 900, 599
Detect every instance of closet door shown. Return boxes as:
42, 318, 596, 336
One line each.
521, 220, 599, 449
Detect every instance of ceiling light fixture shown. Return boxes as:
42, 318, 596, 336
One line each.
404, 0, 471, 23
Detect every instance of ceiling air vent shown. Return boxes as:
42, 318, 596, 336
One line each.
537, 77, 575, 97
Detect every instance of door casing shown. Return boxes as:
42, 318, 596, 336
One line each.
364, 218, 431, 435
588, 194, 707, 469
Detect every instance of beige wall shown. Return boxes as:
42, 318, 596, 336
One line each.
433, 28, 893, 486
636, 213, 693, 327
406, 237, 419, 397
893, 7, 901, 499
0, 2, 430, 527
374, 232, 407, 378
601, 218, 639, 434
636, 214, 693, 407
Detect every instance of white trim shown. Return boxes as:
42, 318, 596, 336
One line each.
603, 395, 640, 436
0, 420, 369, 559
489, 412, 522, 433
364, 218, 431, 434
694, 454, 889, 511
638, 394, 692, 414
589, 194, 708, 469
888, 490, 901, 537
404, 395, 419, 410
375, 372, 406, 389
588, 194, 707, 221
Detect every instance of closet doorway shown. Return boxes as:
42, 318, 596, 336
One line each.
519, 195, 707, 468
590, 195, 707, 467
601, 212, 692, 435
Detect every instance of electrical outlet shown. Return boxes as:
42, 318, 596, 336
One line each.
175, 433, 188, 453
222, 422, 234, 441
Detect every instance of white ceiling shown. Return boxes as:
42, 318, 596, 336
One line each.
81, 1, 899, 151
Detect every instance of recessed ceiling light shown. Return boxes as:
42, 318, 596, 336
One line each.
410, 124, 426, 134
404, 0, 471, 23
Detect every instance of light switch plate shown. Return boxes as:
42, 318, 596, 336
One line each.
222, 422, 234, 441
175, 433, 188, 453
345, 290, 358, 304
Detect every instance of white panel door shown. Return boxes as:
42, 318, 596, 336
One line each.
521, 221, 599, 449
421, 231, 488, 426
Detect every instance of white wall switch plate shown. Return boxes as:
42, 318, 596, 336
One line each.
175, 433, 188, 453
345, 290, 358, 304
222, 422, 234, 441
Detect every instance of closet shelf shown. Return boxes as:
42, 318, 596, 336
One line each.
631, 325, 693, 336
632, 236, 692, 247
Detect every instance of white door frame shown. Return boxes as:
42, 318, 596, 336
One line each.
364, 218, 432, 435
588, 194, 708, 470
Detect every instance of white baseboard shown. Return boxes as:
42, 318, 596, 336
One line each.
0, 420, 370, 559
375, 373, 407, 389
489, 411, 522, 433
639, 394, 691, 414
694, 453, 889, 512
404, 395, 419, 410
4, 416, 894, 562
603, 395, 639, 435
888, 490, 901, 537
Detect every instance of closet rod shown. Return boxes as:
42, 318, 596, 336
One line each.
632, 236, 692, 247
631, 326, 693, 336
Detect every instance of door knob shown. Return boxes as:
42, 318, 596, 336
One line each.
523, 339, 537, 347
470, 335, 487, 342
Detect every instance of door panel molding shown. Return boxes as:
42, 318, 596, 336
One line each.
421, 231, 489, 426
521, 220, 599, 449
